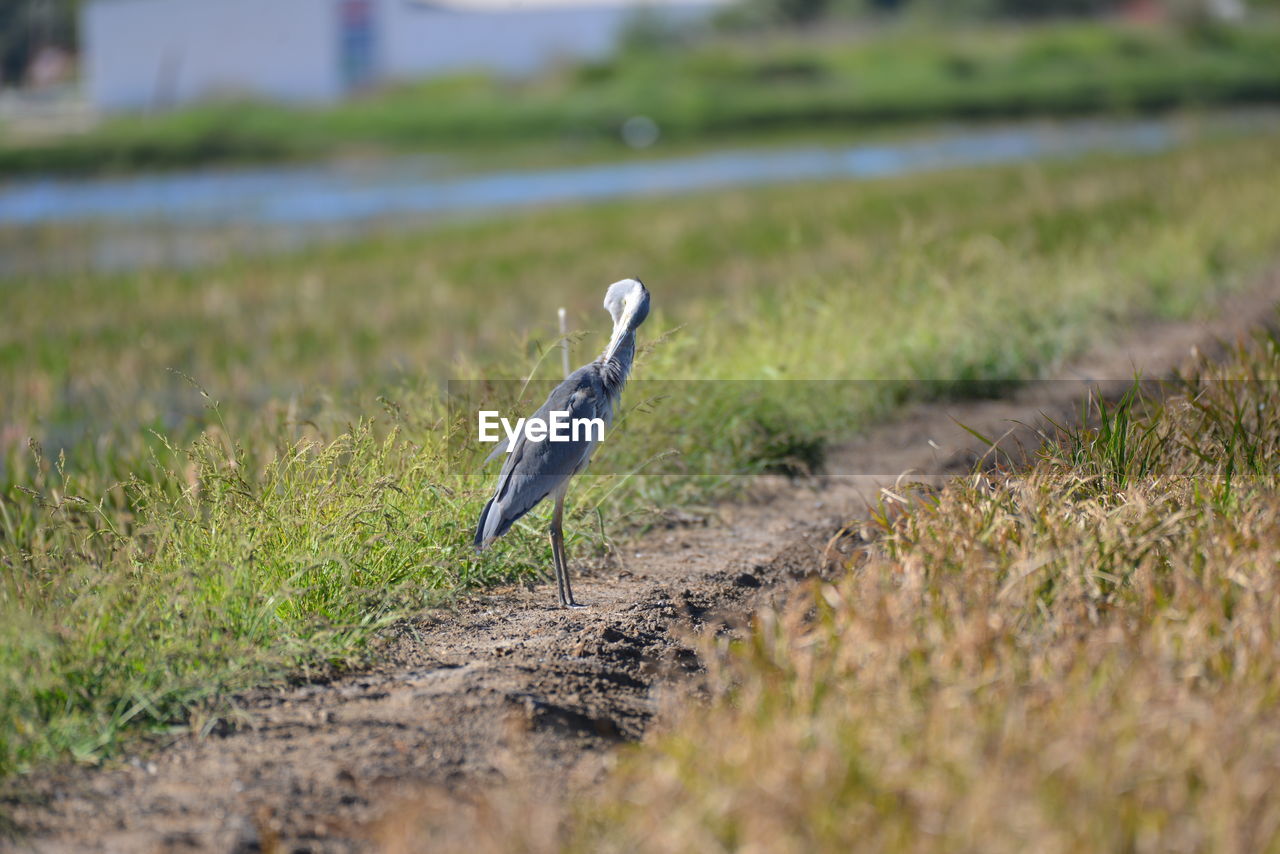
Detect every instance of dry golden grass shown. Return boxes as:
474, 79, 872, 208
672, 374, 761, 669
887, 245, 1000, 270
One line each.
415, 330, 1280, 853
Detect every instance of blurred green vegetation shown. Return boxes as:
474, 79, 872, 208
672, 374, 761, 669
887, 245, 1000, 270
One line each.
3, 131, 1280, 779
722, 0, 1280, 28
4, 20, 1280, 175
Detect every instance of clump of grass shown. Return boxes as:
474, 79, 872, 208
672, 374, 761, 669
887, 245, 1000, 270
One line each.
442, 329, 1280, 853
1046, 380, 1165, 493
4, 132, 1280, 780
0, 396, 531, 777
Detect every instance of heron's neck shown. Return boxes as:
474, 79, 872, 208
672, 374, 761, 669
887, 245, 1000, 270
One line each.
598, 328, 635, 393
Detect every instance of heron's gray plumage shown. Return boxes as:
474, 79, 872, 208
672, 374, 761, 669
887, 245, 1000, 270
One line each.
474, 279, 650, 579
473, 366, 611, 546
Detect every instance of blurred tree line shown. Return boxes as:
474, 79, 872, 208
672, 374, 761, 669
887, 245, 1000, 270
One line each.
717, 0, 1278, 29
0, 0, 78, 85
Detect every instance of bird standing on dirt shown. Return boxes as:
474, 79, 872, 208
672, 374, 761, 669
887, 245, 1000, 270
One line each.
474, 278, 650, 607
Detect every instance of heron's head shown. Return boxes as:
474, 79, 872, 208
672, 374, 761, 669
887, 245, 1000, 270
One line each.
603, 277, 650, 332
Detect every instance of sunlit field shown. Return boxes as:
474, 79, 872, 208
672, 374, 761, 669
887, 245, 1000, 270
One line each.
2, 130, 1280, 778
465, 330, 1280, 854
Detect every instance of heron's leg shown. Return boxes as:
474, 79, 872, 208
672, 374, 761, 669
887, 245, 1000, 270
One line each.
546, 524, 565, 605
549, 490, 568, 605
549, 485, 580, 607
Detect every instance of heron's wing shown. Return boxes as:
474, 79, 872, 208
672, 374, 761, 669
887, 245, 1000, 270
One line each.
479, 366, 590, 470
474, 372, 606, 548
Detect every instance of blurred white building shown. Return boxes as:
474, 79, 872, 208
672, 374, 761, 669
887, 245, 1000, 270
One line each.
82, 0, 723, 112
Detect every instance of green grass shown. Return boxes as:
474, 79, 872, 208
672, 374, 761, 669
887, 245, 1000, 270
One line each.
3, 131, 1280, 780
5, 20, 1280, 176
448, 329, 1280, 854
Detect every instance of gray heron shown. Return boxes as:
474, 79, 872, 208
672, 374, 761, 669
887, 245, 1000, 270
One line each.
474, 278, 651, 607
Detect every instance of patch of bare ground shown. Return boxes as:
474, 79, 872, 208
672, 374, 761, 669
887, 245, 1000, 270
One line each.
4, 271, 1279, 854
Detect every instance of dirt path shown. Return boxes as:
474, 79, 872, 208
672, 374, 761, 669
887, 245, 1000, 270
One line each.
6, 273, 1279, 854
